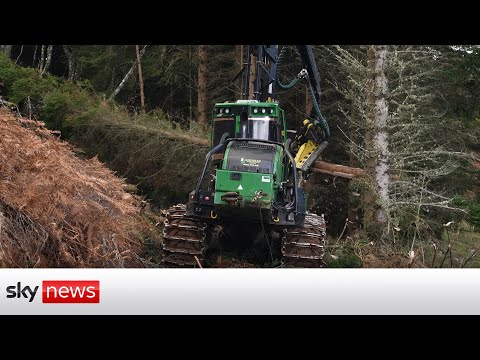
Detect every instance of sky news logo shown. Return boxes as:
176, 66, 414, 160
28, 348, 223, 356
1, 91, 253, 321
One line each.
4, 281, 100, 303
43, 281, 100, 303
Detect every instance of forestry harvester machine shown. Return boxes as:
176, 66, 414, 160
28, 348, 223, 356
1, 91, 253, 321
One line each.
162, 45, 331, 267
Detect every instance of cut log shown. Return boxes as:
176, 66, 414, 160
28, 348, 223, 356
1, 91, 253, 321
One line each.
311, 161, 366, 179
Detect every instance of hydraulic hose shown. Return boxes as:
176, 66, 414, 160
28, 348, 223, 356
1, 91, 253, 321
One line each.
307, 81, 330, 139
276, 46, 303, 90
275, 46, 330, 139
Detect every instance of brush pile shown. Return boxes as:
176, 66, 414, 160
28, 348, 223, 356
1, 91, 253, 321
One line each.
0, 108, 160, 267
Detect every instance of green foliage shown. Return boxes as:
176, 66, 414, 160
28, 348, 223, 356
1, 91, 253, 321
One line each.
0, 53, 57, 109
0, 52, 103, 136
10, 74, 59, 104
325, 245, 363, 268
41, 91, 69, 129
453, 196, 480, 228
0, 53, 20, 88
0, 52, 209, 206
418, 221, 480, 268
42, 82, 99, 135
68, 104, 208, 206
2, 45, 479, 254
0, 54, 98, 136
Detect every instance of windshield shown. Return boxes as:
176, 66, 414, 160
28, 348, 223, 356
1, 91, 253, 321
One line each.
213, 117, 235, 146
245, 117, 279, 142
226, 143, 276, 174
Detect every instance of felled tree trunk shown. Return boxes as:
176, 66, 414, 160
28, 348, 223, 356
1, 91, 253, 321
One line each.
110, 45, 147, 100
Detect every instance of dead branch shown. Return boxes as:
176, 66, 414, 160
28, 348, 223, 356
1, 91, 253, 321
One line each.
439, 244, 451, 268
0, 108, 161, 267
194, 256, 203, 268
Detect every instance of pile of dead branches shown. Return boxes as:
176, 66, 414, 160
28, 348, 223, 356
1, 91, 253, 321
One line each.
0, 109, 160, 267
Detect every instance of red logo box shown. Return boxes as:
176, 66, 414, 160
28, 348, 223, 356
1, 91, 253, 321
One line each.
42, 281, 100, 303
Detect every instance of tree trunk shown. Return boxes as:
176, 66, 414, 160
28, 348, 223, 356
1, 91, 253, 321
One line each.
63, 46, 79, 81
348, 81, 359, 232
234, 45, 244, 100
135, 45, 146, 112
248, 52, 257, 100
38, 45, 46, 72
15, 45, 24, 64
110, 45, 147, 100
189, 45, 193, 123
40, 45, 53, 77
32, 45, 38, 67
365, 45, 390, 237
373, 46, 390, 224
4, 45, 12, 58
197, 45, 208, 126
306, 84, 313, 115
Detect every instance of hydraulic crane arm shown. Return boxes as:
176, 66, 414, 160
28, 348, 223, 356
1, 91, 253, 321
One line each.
289, 46, 330, 172
238, 45, 330, 172
241, 45, 279, 102
297, 46, 322, 116
294, 45, 330, 141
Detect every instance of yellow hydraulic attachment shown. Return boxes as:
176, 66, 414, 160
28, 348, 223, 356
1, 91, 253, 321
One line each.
295, 140, 318, 170
293, 119, 328, 172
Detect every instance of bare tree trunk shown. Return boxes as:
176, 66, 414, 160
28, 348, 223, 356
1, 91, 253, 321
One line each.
15, 45, 24, 64
197, 45, 208, 126
63, 46, 78, 81
4, 45, 12, 58
38, 45, 46, 72
40, 45, 53, 77
189, 45, 193, 123
365, 47, 377, 231
110, 45, 147, 100
348, 88, 359, 232
373, 46, 390, 224
364, 45, 390, 237
32, 45, 38, 67
111, 66, 135, 100
135, 45, 145, 112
